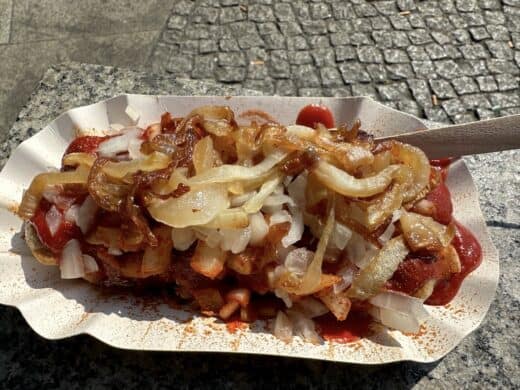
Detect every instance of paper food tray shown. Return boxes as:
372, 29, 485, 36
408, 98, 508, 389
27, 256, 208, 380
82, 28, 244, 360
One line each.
0, 95, 499, 363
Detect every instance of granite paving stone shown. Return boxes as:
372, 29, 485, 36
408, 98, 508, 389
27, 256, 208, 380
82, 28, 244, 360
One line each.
3, 0, 520, 138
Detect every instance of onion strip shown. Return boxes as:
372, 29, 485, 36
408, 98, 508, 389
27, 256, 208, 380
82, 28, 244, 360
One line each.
347, 235, 409, 300
313, 161, 400, 198
188, 150, 287, 185
18, 166, 90, 219
296, 194, 335, 295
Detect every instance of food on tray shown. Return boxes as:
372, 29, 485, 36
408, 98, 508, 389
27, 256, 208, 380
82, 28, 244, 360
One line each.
18, 104, 482, 343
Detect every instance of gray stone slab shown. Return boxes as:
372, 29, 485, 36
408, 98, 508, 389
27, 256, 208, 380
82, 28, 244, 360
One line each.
0, 0, 12, 44
0, 31, 160, 143
10, 0, 169, 42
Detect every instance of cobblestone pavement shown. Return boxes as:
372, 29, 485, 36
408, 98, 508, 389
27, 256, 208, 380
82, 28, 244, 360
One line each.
150, 0, 520, 124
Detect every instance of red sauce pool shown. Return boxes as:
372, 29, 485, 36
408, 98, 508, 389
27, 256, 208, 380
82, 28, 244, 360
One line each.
315, 311, 373, 343
296, 104, 335, 129
426, 221, 482, 305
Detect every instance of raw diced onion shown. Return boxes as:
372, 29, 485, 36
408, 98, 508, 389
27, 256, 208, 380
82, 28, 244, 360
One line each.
220, 227, 251, 254
269, 210, 292, 226
333, 265, 356, 294
64, 205, 79, 223
281, 206, 303, 247
82, 254, 99, 273
125, 105, 141, 123
108, 247, 123, 255
77, 196, 98, 234
284, 248, 314, 276
98, 128, 142, 157
60, 239, 85, 279
378, 210, 401, 244
128, 137, 144, 160
287, 309, 321, 344
376, 307, 421, 333
171, 227, 196, 251
295, 297, 329, 318
45, 205, 62, 237
275, 288, 293, 308
190, 242, 227, 279
274, 311, 293, 342
330, 222, 352, 250
249, 213, 269, 246
370, 291, 428, 320
263, 194, 295, 208
286, 172, 307, 207
346, 232, 379, 269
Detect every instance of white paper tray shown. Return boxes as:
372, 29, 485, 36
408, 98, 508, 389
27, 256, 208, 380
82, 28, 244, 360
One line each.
0, 95, 499, 363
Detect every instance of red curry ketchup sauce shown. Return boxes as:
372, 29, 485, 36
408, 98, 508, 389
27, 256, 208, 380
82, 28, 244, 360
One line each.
426, 222, 482, 305
388, 161, 482, 306
65, 135, 108, 155
425, 180, 453, 225
296, 104, 335, 129
30, 199, 81, 253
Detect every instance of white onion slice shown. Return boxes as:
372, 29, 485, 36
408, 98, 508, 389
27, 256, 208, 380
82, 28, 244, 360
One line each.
281, 206, 303, 247
333, 265, 356, 294
286, 172, 307, 207
273, 311, 293, 342
330, 222, 352, 250
125, 105, 141, 123
275, 288, 293, 308
346, 232, 379, 269
284, 247, 314, 276
230, 191, 255, 207
263, 194, 295, 207
64, 205, 79, 223
249, 213, 269, 246
269, 210, 292, 226
42, 186, 76, 210
378, 209, 402, 244
369, 291, 428, 320
287, 309, 322, 344
295, 297, 329, 318
108, 247, 123, 256
378, 223, 395, 244
171, 228, 196, 251
220, 227, 251, 254
82, 254, 99, 273
377, 307, 421, 333
98, 128, 142, 157
77, 196, 98, 234
60, 239, 85, 279
45, 205, 62, 237
128, 137, 144, 160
